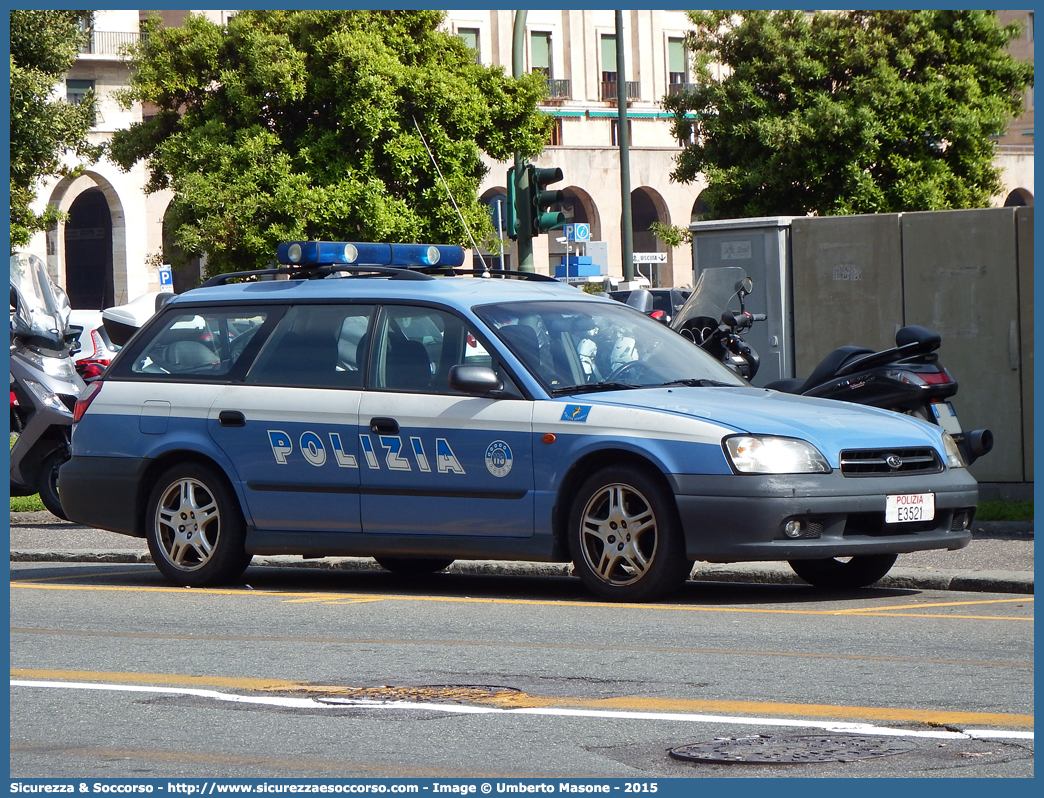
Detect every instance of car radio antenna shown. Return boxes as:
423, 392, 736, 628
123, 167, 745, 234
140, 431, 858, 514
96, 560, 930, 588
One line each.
412, 117, 492, 277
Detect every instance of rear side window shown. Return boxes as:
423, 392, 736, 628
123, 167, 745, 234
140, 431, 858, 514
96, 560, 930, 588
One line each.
130, 310, 268, 377
246, 304, 375, 389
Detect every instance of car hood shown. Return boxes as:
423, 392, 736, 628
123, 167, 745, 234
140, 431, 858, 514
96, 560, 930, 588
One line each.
575, 386, 945, 454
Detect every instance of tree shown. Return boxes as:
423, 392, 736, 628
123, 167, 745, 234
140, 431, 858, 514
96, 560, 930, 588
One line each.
662, 10, 1034, 219
9, 9, 101, 248
109, 10, 553, 274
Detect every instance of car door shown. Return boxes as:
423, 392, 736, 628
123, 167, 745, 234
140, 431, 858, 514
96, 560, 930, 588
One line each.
357, 304, 534, 537
209, 303, 374, 534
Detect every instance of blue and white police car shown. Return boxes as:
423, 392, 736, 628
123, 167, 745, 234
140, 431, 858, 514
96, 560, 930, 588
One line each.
60, 241, 978, 601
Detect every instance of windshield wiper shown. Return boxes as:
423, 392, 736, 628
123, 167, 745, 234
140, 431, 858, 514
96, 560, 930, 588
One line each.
551, 382, 641, 396
655, 378, 734, 388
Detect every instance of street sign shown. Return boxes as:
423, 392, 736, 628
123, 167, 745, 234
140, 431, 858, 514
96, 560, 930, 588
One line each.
632, 252, 667, 264
158, 265, 173, 293
563, 223, 590, 242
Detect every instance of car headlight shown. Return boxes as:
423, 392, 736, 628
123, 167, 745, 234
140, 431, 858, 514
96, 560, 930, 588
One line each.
724, 435, 831, 474
941, 432, 966, 469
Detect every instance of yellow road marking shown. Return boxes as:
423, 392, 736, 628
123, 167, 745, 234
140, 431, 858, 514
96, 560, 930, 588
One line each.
11, 668, 1033, 729
10, 581, 1034, 619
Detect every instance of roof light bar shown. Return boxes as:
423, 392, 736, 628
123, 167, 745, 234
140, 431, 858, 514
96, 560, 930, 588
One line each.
276, 241, 465, 269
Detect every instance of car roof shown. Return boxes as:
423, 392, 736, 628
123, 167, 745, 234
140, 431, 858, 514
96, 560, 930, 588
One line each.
168, 274, 608, 310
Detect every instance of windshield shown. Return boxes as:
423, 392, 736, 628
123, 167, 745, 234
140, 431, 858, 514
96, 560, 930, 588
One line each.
10, 253, 68, 344
475, 299, 747, 395
671, 266, 749, 337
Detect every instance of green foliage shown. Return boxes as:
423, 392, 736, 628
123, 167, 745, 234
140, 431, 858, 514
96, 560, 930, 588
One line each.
976, 500, 1033, 523
9, 10, 102, 248
663, 10, 1034, 218
650, 222, 692, 249
110, 10, 554, 274
10, 494, 46, 513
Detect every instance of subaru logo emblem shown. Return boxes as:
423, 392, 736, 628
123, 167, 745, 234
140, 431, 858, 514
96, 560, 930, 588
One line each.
886, 454, 903, 469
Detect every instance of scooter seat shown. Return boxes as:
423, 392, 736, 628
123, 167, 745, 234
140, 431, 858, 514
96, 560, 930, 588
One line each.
768, 345, 875, 395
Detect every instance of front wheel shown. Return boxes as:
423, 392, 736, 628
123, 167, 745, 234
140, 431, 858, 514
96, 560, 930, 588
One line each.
788, 554, 898, 589
145, 463, 251, 587
568, 466, 690, 602
38, 448, 69, 521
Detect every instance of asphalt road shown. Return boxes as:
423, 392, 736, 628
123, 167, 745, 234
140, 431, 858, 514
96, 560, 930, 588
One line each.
9, 559, 1034, 779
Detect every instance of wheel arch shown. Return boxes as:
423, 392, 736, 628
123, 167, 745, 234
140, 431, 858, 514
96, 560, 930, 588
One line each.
552, 448, 679, 547
137, 450, 245, 535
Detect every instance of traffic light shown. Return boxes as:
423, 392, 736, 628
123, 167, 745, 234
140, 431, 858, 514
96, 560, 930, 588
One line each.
528, 164, 565, 235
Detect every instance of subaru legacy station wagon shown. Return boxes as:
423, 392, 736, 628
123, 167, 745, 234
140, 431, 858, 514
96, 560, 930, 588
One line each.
60, 241, 978, 601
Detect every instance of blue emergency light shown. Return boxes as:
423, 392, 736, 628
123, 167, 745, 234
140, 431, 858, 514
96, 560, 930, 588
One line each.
276, 241, 465, 269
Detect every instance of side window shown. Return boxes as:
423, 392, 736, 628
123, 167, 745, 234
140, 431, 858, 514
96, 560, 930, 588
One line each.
130, 309, 267, 378
246, 304, 374, 389
372, 306, 493, 395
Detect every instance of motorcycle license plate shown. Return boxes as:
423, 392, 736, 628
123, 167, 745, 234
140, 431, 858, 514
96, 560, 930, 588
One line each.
886, 493, 935, 524
930, 401, 963, 436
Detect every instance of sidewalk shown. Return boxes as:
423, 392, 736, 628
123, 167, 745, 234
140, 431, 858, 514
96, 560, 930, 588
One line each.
9, 512, 1033, 595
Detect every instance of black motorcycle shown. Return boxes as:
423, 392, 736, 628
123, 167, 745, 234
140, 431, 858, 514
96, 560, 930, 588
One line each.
671, 266, 765, 380
671, 266, 993, 466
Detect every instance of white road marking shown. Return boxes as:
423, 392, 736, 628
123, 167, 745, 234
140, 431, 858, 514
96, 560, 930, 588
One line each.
11, 679, 1033, 742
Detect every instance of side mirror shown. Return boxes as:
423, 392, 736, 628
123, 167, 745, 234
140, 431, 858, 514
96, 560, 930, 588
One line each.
448, 364, 503, 396
735, 277, 754, 296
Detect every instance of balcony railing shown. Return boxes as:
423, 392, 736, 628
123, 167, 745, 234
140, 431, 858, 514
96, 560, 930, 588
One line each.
600, 80, 640, 102
667, 82, 698, 97
78, 31, 143, 57
544, 78, 571, 100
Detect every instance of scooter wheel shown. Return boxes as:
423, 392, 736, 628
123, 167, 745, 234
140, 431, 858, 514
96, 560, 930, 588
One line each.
38, 449, 69, 521
788, 554, 898, 589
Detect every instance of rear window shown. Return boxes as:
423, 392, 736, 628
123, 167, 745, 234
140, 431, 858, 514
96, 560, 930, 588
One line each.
129, 309, 268, 377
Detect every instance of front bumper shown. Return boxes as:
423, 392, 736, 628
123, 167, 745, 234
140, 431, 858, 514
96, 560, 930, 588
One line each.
669, 469, 977, 562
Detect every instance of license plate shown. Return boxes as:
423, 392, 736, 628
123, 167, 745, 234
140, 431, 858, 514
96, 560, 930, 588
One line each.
930, 401, 964, 436
886, 493, 935, 524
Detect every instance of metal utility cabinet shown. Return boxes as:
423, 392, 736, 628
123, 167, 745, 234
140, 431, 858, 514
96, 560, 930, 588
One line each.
690, 208, 1034, 488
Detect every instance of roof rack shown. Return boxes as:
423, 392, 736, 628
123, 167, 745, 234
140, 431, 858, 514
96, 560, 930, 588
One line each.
417, 267, 559, 282
198, 264, 432, 288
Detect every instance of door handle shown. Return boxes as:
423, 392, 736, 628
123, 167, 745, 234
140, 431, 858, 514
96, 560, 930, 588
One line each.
369, 417, 399, 435
218, 410, 246, 427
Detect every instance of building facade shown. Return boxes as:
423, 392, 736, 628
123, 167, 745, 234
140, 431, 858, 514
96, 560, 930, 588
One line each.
24, 9, 1035, 306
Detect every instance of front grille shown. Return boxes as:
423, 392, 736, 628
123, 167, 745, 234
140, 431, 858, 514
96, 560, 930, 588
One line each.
839, 447, 942, 476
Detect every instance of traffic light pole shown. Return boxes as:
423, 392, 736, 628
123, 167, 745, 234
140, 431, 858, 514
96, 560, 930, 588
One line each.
512, 11, 534, 272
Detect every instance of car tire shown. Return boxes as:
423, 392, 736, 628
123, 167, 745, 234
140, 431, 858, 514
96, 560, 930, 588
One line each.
145, 463, 252, 587
38, 448, 69, 521
374, 557, 455, 575
788, 554, 898, 589
568, 466, 690, 602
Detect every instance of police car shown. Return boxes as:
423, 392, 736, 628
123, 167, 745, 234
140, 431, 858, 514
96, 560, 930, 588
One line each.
59, 241, 978, 601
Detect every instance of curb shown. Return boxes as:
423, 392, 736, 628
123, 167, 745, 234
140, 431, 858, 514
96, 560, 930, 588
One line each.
11, 551, 1034, 595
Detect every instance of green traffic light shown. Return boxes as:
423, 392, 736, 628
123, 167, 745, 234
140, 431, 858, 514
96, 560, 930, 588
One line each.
527, 164, 565, 235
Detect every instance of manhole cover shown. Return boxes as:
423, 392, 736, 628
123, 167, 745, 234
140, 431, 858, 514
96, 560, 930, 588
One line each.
669, 734, 916, 764
316, 684, 521, 705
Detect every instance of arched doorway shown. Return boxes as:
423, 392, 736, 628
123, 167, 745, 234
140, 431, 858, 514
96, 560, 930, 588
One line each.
1004, 188, 1034, 207
64, 188, 114, 309
631, 187, 669, 286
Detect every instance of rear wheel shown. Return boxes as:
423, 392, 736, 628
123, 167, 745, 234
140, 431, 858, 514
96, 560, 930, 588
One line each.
374, 557, 455, 575
568, 466, 690, 602
788, 554, 898, 589
38, 448, 69, 521
145, 463, 251, 587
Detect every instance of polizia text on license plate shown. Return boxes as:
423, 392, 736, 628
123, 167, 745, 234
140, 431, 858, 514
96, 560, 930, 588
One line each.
886, 492, 935, 524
